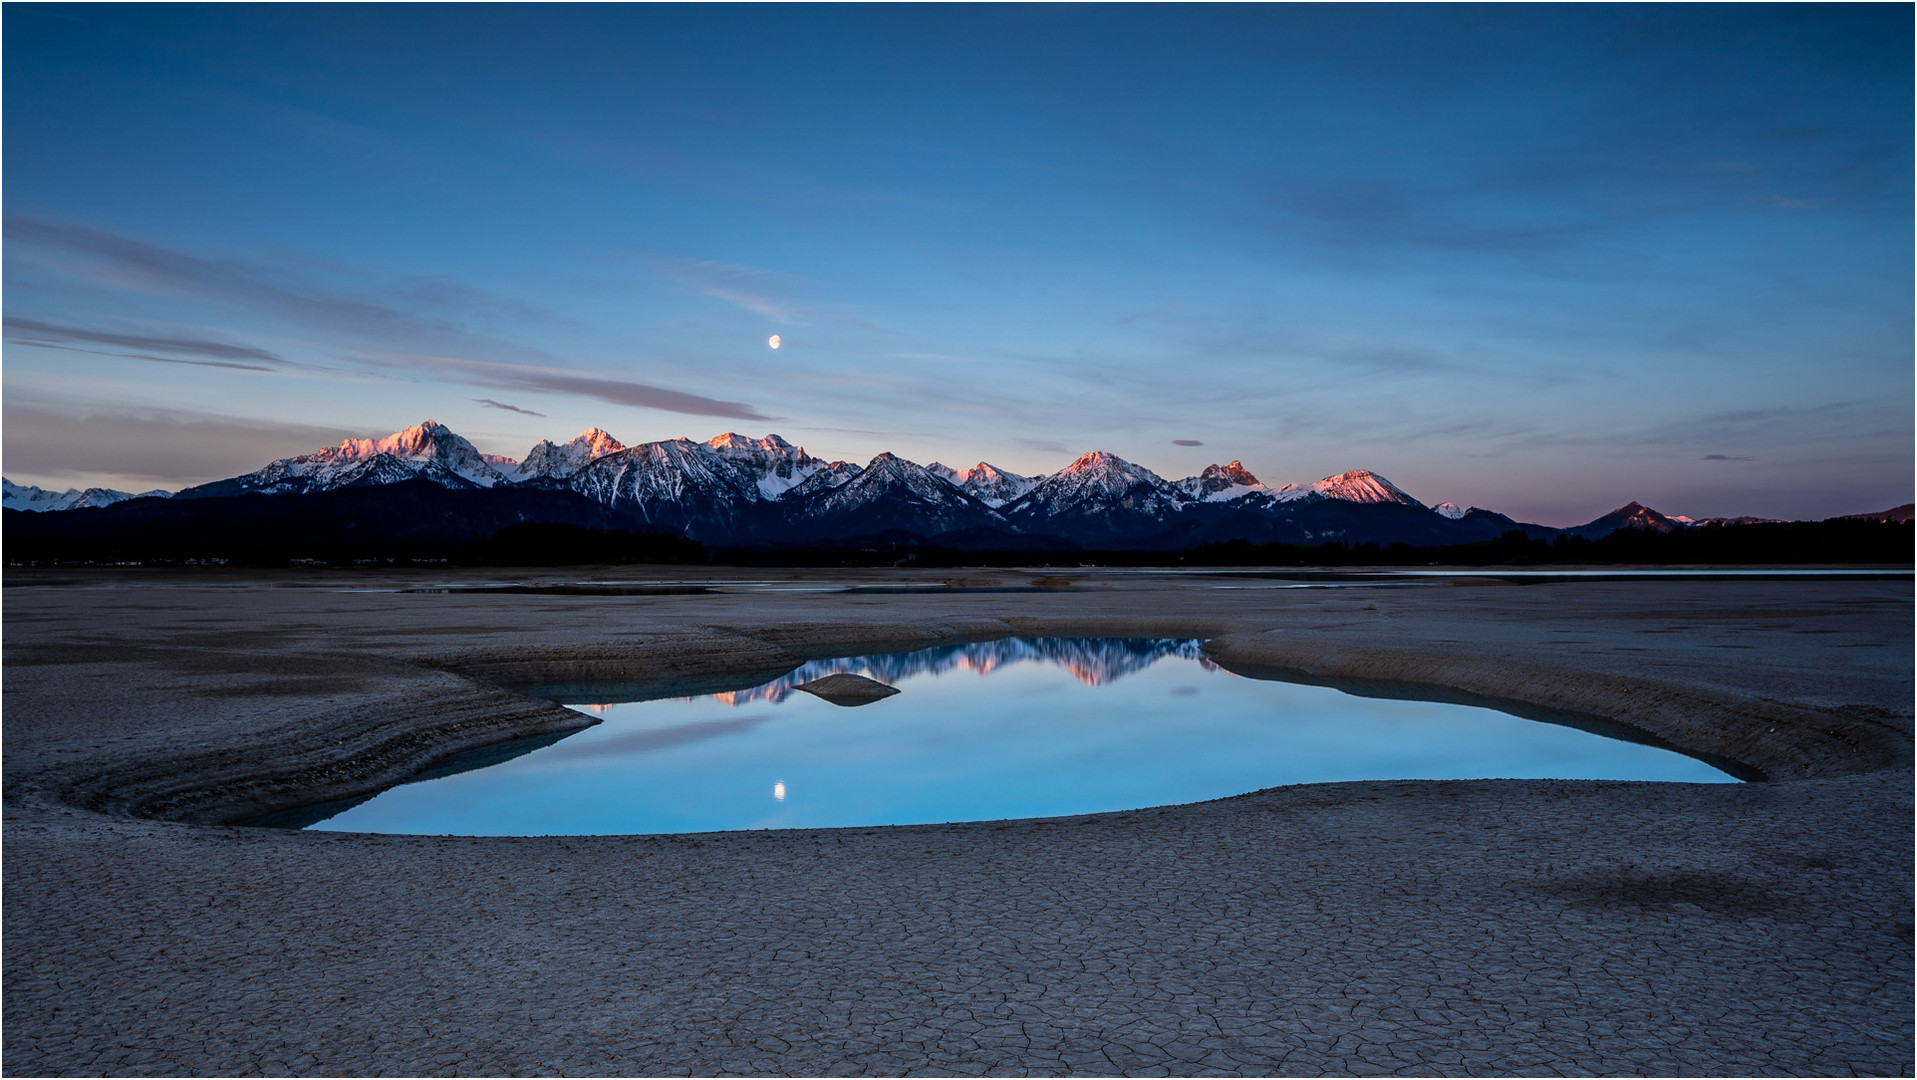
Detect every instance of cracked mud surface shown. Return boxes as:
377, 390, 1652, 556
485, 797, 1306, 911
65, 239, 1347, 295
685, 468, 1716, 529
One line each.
4, 568, 1911, 1075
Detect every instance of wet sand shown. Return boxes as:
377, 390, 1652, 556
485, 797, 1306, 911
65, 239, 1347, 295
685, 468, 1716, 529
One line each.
4, 567, 1911, 1075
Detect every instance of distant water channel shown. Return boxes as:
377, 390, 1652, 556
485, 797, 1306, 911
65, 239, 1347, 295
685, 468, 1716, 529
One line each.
298, 637, 1741, 836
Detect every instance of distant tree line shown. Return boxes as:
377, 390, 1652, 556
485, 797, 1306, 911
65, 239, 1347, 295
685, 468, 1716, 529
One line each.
1179, 519, 1914, 567
2, 515, 708, 568
461, 522, 707, 566
6, 510, 1907, 569
717, 518, 1912, 568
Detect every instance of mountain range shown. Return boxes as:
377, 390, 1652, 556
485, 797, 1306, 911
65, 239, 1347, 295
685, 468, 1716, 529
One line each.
5, 420, 1911, 554
2, 478, 174, 513
708, 638, 1213, 706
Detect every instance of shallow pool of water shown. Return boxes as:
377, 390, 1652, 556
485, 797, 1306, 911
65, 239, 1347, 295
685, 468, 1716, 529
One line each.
301, 637, 1740, 836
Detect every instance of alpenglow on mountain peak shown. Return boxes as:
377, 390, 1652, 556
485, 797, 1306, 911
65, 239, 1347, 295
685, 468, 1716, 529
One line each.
168, 419, 1445, 515
57, 416, 1747, 548
506, 428, 629, 482
1305, 468, 1423, 508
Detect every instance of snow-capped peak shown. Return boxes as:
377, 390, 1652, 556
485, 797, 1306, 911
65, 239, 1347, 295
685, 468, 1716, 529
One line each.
703, 432, 824, 497
175, 419, 510, 498
1004, 450, 1187, 527
506, 427, 628, 483
1177, 460, 1268, 502
925, 462, 966, 486
927, 460, 1040, 508
706, 431, 798, 456
324, 420, 443, 461
962, 462, 1039, 507
1307, 469, 1423, 508
1058, 451, 1166, 489
1432, 501, 1468, 520
800, 452, 984, 512
309, 420, 505, 487
574, 428, 626, 456
1206, 461, 1260, 487
2, 477, 172, 512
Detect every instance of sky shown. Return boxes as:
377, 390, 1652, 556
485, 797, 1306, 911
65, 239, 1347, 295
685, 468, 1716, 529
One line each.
3, 4, 1910, 524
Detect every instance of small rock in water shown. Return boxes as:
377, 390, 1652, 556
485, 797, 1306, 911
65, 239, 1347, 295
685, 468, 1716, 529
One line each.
795, 672, 901, 707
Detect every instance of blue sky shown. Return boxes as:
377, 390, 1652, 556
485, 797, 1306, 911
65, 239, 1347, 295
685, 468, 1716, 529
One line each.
4, 4, 1909, 523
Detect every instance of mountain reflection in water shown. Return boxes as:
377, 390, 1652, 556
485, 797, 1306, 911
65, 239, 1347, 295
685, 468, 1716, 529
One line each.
304, 634, 1741, 836
701, 637, 1213, 707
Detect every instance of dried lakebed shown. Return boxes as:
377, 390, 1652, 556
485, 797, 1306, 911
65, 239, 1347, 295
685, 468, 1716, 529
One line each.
3, 569, 1910, 1076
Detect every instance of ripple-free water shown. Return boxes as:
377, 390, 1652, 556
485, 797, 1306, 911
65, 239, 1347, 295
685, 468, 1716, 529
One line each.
302, 637, 1740, 836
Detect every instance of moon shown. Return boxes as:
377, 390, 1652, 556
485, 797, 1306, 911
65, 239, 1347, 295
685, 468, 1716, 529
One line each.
767, 334, 781, 350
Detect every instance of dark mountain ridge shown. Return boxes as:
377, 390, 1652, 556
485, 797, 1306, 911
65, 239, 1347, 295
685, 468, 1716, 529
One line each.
4, 480, 638, 563
8, 419, 1900, 560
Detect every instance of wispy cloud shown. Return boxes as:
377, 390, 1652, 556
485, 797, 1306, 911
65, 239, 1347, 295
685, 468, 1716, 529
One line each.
5, 215, 446, 348
0, 401, 370, 486
1172, 439, 1204, 446
8, 340, 281, 373
385, 352, 772, 421
4, 315, 286, 364
475, 398, 546, 417
1703, 453, 1754, 461
7, 216, 773, 419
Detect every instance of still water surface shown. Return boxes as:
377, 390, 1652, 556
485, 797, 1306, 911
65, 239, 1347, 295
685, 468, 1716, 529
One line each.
308, 637, 1738, 836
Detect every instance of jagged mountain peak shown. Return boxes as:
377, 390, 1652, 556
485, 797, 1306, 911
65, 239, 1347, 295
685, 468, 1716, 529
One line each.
825, 452, 972, 503
563, 436, 770, 537
177, 419, 506, 498
507, 427, 628, 483
1049, 451, 1168, 492
322, 419, 468, 462
574, 427, 625, 453
1204, 461, 1260, 487
784, 460, 863, 499
1066, 450, 1132, 473
3, 478, 173, 512
1611, 502, 1676, 528
778, 449, 1003, 540
856, 452, 965, 489
630, 436, 706, 458
317, 420, 499, 478
1005, 450, 1184, 535
706, 431, 798, 455
1178, 460, 1266, 502
1595, 502, 1676, 528
1562, 501, 1681, 539
927, 461, 1029, 483
1433, 501, 1468, 520
968, 462, 1022, 482
924, 460, 1038, 508
704, 432, 822, 497
1307, 468, 1422, 507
